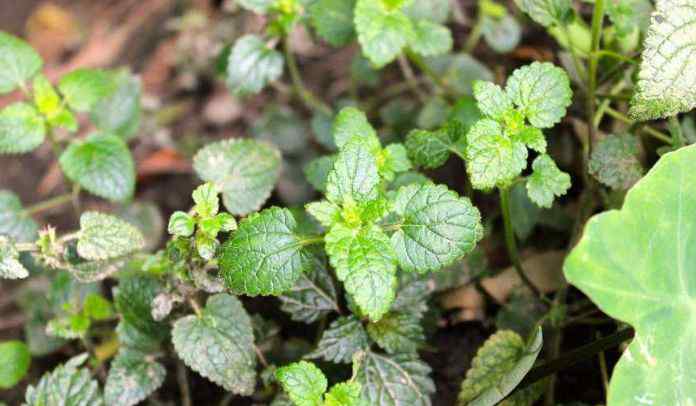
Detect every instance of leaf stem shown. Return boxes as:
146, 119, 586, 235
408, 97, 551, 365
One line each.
499, 185, 541, 297
464, 14, 484, 54
406, 51, 456, 100
24, 193, 74, 215
603, 107, 672, 143
397, 54, 427, 102
283, 36, 333, 116
668, 115, 685, 147
254, 344, 269, 369
177, 360, 193, 406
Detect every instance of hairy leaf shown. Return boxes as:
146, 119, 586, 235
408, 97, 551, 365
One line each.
465, 119, 527, 189
355, 351, 435, 406
333, 107, 378, 149
104, 349, 165, 406
0, 32, 42, 94
77, 211, 145, 260
324, 382, 363, 406
226, 34, 284, 95
304, 155, 337, 193
326, 141, 381, 205
24, 354, 103, 406
309, 0, 357, 46
505, 62, 572, 128
276, 361, 327, 406
526, 154, 571, 208
0, 340, 30, 389
0, 237, 28, 279
589, 134, 643, 190
279, 254, 339, 323
473, 81, 513, 120
514, 0, 571, 27
0, 102, 45, 154
114, 276, 167, 340
367, 312, 424, 353
306, 316, 369, 363
354, 0, 415, 68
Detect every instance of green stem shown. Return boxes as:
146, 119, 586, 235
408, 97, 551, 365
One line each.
283, 36, 333, 116
24, 193, 74, 215
584, 0, 605, 164
464, 15, 484, 53
604, 107, 672, 143
668, 115, 685, 147
397, 55, 427, 101
561, 24, 587, 86
406, 51, 456, 99
499, 186, 541, 297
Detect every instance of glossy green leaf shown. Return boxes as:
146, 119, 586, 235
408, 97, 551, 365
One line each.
114, 275, 168, 340
168, 211, 195, 237
0, 340, 30, 389
307, 316, 369, 363
526, 154, 571, 208
77, 211, 145, 260
324, 382, 363, 406
0, 190, 38, 242
355, 351, 435, 406
59, 133, 135, 202
305, 155, 337, 193
333, 107, 378, 149
589, 134, 643, 190
326, 141, 381, 205
0, 102, 45, 154
354, 0, 415, 68
405, 124, 466, 169
309, 0, 357, 46
0, 32, 42, 94
367, 312, 424, 353
193, 138, 281, 216
104, 348, 165, 406
58, 68, 115, 112
276, 361, 327, 406
24, 354, 103, 406
514, 0, 572, 27
172, 294, 256, 394
505, 62, 572, 128
226, 34, 284, 96
564, 144, 696, 406
465, 119, 527, 189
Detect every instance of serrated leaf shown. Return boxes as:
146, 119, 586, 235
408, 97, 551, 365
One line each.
405, 126, 465, 169
514, 0, 572, 27
309, 0, 357, 46
77, 211, 145, 260
390, 183, 482, 273
91, 70, 141, 140
403, 0, 450, 23
168, 211, 195, 237
306, 200, 341, 228
59, 133, 135, 201
304, 155, 337, 193
192, 182, 220, 217
276, 361, 327, 406
0, 190, 38, 242
514, 126, 546, 153
333, 107, 378, 149
0, 340, 30, 389
24, 354, 103, 406
325, 223, 397, 320
306, 316, 369, 363
58, 68, 115, 112
505, 62, 572, 128
629, 0, 696, 120
0, 102, 45, 154
606, 0, 652, 38
367, 312, 424, 353
32, 74, 77, 132
193, 138, 281, 216
0, 32, 42, 94
114, 275, 168, 340
589, 134, 643, 189
381, 143, 412, 180
172, 294, 256, 394
104, 349, 165, 406
526, 155, 570, 208
324, 382, 363, 406
355, 351, 435, 406
392, 274, 433, 317
279, 253, 339, 323
67, 257, 127, 283
226, 34, 284, 96
116, 320, 161, 353
473, 81, 513, 120
326, 141, 381, 205
0, 237, 29, 279
465, 119, 528, 189
220, 207, 314, 295
457, 327, 543, 406
408, 20, 453, 56
354, 0, 415, 68
564, 144, 696, 406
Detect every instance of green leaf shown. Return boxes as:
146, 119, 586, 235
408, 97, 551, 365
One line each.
309, 0, 357, 46
0, 236, 29, 279
226, 34, 284, 96
333, 107, 378, 149
513, 0, 571, 27
0, 32, 42, 94
32, 74, 77, 132
326, 141, 381, 205
306, 200, 341, 228
0, 340, 30, 389
424, 53, 494, 96
408, 20, 453, 56
279, 254, 339, 323
354, 0, 415, 68
564, 144, 696, 406
91, 70, 141, 140
168, 211, 195, 237
514, 126, 546, 153
193, 138, 281, 216
238, 0, 277, 13
114, 275, 168, 340
324, 382, 363, 406
116, 201, 165, 252
46, 314, 90, 339
526, 154, 571, 208
276, 361, 327, 406
355, 351, 435, 406
605, 0, 652, 38
172, 294, 256, 394
252, 105, 308, 154
381, 143, 412, 180
0, 102, 45, 154
58, 68, 115, 112
24, 354, 103, 406
0, 190, 38, 242
403, 0, 450, 23
473, 81, 513, 120
192, 182, 220, 217
220, 207, 314, 295
405, 125, 465, 169
116, 320, 161, 353
482, 15, 522, 53
306, 316, 369, 363
77, 211, 145, 260
325, 223, 397, 321
105, 348, 165, 406
505, 62, 572, 128
465, 119, 528, 189
390, 183, 482, 273
629, 0, 696, 120
588, 134, 643, 190
304, 155, 337, 193
83, 293, 114, 321
508, 182, 541, 240
367, 312, 424, 353
59, 133, 135, 201
417, 97, 451, 130
457, 327, 543, 405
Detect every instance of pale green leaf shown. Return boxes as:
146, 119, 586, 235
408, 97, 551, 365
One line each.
408, 20, 453, 57
423, 53, 493, 96
104, 349, 165, 406
482, 15, 522, 53
193, 138, 281, 216
0, 340, 30, 389
0, 32, 42, 94
309, 0, 357, 46
0, 190, 38, 242
58, 68, 115, 112
514, 126, 546, 153
304, 155, 337, 193
333, 107, 378, 149
326, 141, 381, 205
514, 0, 572, 27
172, 294, 256, 394
59, 133, 135, 202
564, 144, 696, 406
32, 73, 77, 132
24, 354, 103, 406
306, 316, 369, 363
252, 105, 308, 154
367, 312, 424, 353
0, 236, 29, 279
354, 0, 415, 68
457, 328, 543, 406
77, 211, 145, 260
0, 102, 45, 154
324, 382, 363, 406
589, 134, 643, 190
91, 70, 141, 140
505, 62, 572, 128
168, 211, 195, 237
403, 0, 450, 23
382, 143, 412, 179
306, 200, 341, 228
473, 81, 513, 120
355, 351, 435, 406
276, 361, 327, 406
526, 155, 571, 208
226, 34, 284, 96
390, 183, 482, 273
465, 119, 528, 189
192, 182, 220, 217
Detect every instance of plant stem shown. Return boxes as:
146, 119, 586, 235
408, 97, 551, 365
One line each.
406, 51, 456, 99
464, 14, 484, 53
189, 298, 202, 317
520, 328, 634, 389
177, 360, 193, 406
668, 115, 685, 147
254, 344, 269, 369
584, 0, 605, 167
24, 193, 74, 215
283, 36, 333, 116
499, 186, 541, 297
397, 55, 427, 101
604, 107, 672, 143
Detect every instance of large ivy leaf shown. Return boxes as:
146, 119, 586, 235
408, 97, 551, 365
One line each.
457, 327, 543, 405
0, 237, 29, 279
564, 144, 696, 406
354, 0, 415, 68
0, 102, 45, 154
279, 254, 339, 323
0, 190, 38, 242
0, 32, 42, 94
465, 119, 528, 189
367, 312, 424, 353
306, 316, 369, 363
355, 351, 435, 406
505, 62, 572, 128
0, 340, 30, 389
193, 138, 281, 216
226, 34, 284, 96
104, 349, 165, 406
588, 134, 643, 190
58, 68, 115, 112
390, 183, 482, 273
77, 212, 145, 260
172, 294, 256, 394
24, 354, 103, 406
630, 0, 696, 120
220, 207, 313, 295
59, 133, 135, 202
309, 0, 357, 47
276, 361, 327, 406
526, 154, 571, 208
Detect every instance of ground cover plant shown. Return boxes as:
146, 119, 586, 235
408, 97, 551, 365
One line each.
1, 0, 695, 404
